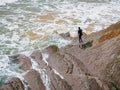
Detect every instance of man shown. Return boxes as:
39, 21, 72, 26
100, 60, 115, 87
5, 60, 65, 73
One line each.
78, 27, 83, 43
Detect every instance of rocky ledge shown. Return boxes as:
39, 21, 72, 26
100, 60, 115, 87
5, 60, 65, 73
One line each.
0, 21, 120, 90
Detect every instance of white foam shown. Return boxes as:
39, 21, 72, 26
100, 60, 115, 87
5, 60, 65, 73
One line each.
51, 34, 71, 47
0, 55, 9, 69
55, 2, 120, 33
0, 1, 120, 89
0, 0, 120, 55
53, 69, 64, 79
0, 55, 25, 80
0, 55, 29, 89
30, 58, 50, 90
69, 31, 78, 38
42, 53, 49, 65
0, 0, 18, 5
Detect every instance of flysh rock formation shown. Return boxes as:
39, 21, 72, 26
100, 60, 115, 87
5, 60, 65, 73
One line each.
0, 77, 24, 90
0, 21, 120, 90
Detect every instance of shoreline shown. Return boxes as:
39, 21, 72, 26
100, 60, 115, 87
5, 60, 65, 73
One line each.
0, 21, 120, 90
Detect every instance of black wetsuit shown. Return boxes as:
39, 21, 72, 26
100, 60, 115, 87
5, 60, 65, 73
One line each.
78, 27, 83, 43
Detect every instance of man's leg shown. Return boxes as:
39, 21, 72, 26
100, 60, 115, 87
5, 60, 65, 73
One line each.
79, 35, 83, 42
80, 37, 83, 42
78, 35, 80, 47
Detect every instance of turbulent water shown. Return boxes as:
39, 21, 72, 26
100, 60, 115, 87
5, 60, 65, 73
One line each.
0, 0, 120, 88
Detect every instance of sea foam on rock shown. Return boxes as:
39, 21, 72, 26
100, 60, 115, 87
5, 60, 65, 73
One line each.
9, 54, 32, 71
30, 50, 47, 69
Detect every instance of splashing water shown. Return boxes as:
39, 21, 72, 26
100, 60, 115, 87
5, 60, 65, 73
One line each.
0, 0, 120, 88
30, 56, 50, 90
0, 0, 120, 55
0, 0, 18, 5
0, 55, 26, 87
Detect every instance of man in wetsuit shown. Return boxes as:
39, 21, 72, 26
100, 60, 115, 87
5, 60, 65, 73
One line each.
78, 27, 83, 43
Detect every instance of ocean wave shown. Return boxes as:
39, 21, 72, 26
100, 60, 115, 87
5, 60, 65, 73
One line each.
0, 0, 119, 6
76, 0, 120, 3
0, 0, 18, 5
0, 0, 120, 55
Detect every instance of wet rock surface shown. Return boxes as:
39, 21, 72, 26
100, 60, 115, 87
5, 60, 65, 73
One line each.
42, 45, 59, 55
30, 50, 47, 69
9, 54, 32, 71
24, 69, 46, 90
0, 77, 24, 90
45, 66, 72, 90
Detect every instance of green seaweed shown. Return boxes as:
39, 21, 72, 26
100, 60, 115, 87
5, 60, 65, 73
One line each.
82, 40, 93, 49
111, 82, 120, 90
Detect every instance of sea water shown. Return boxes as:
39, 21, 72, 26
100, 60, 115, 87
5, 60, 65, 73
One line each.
0, 0, 120, 88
